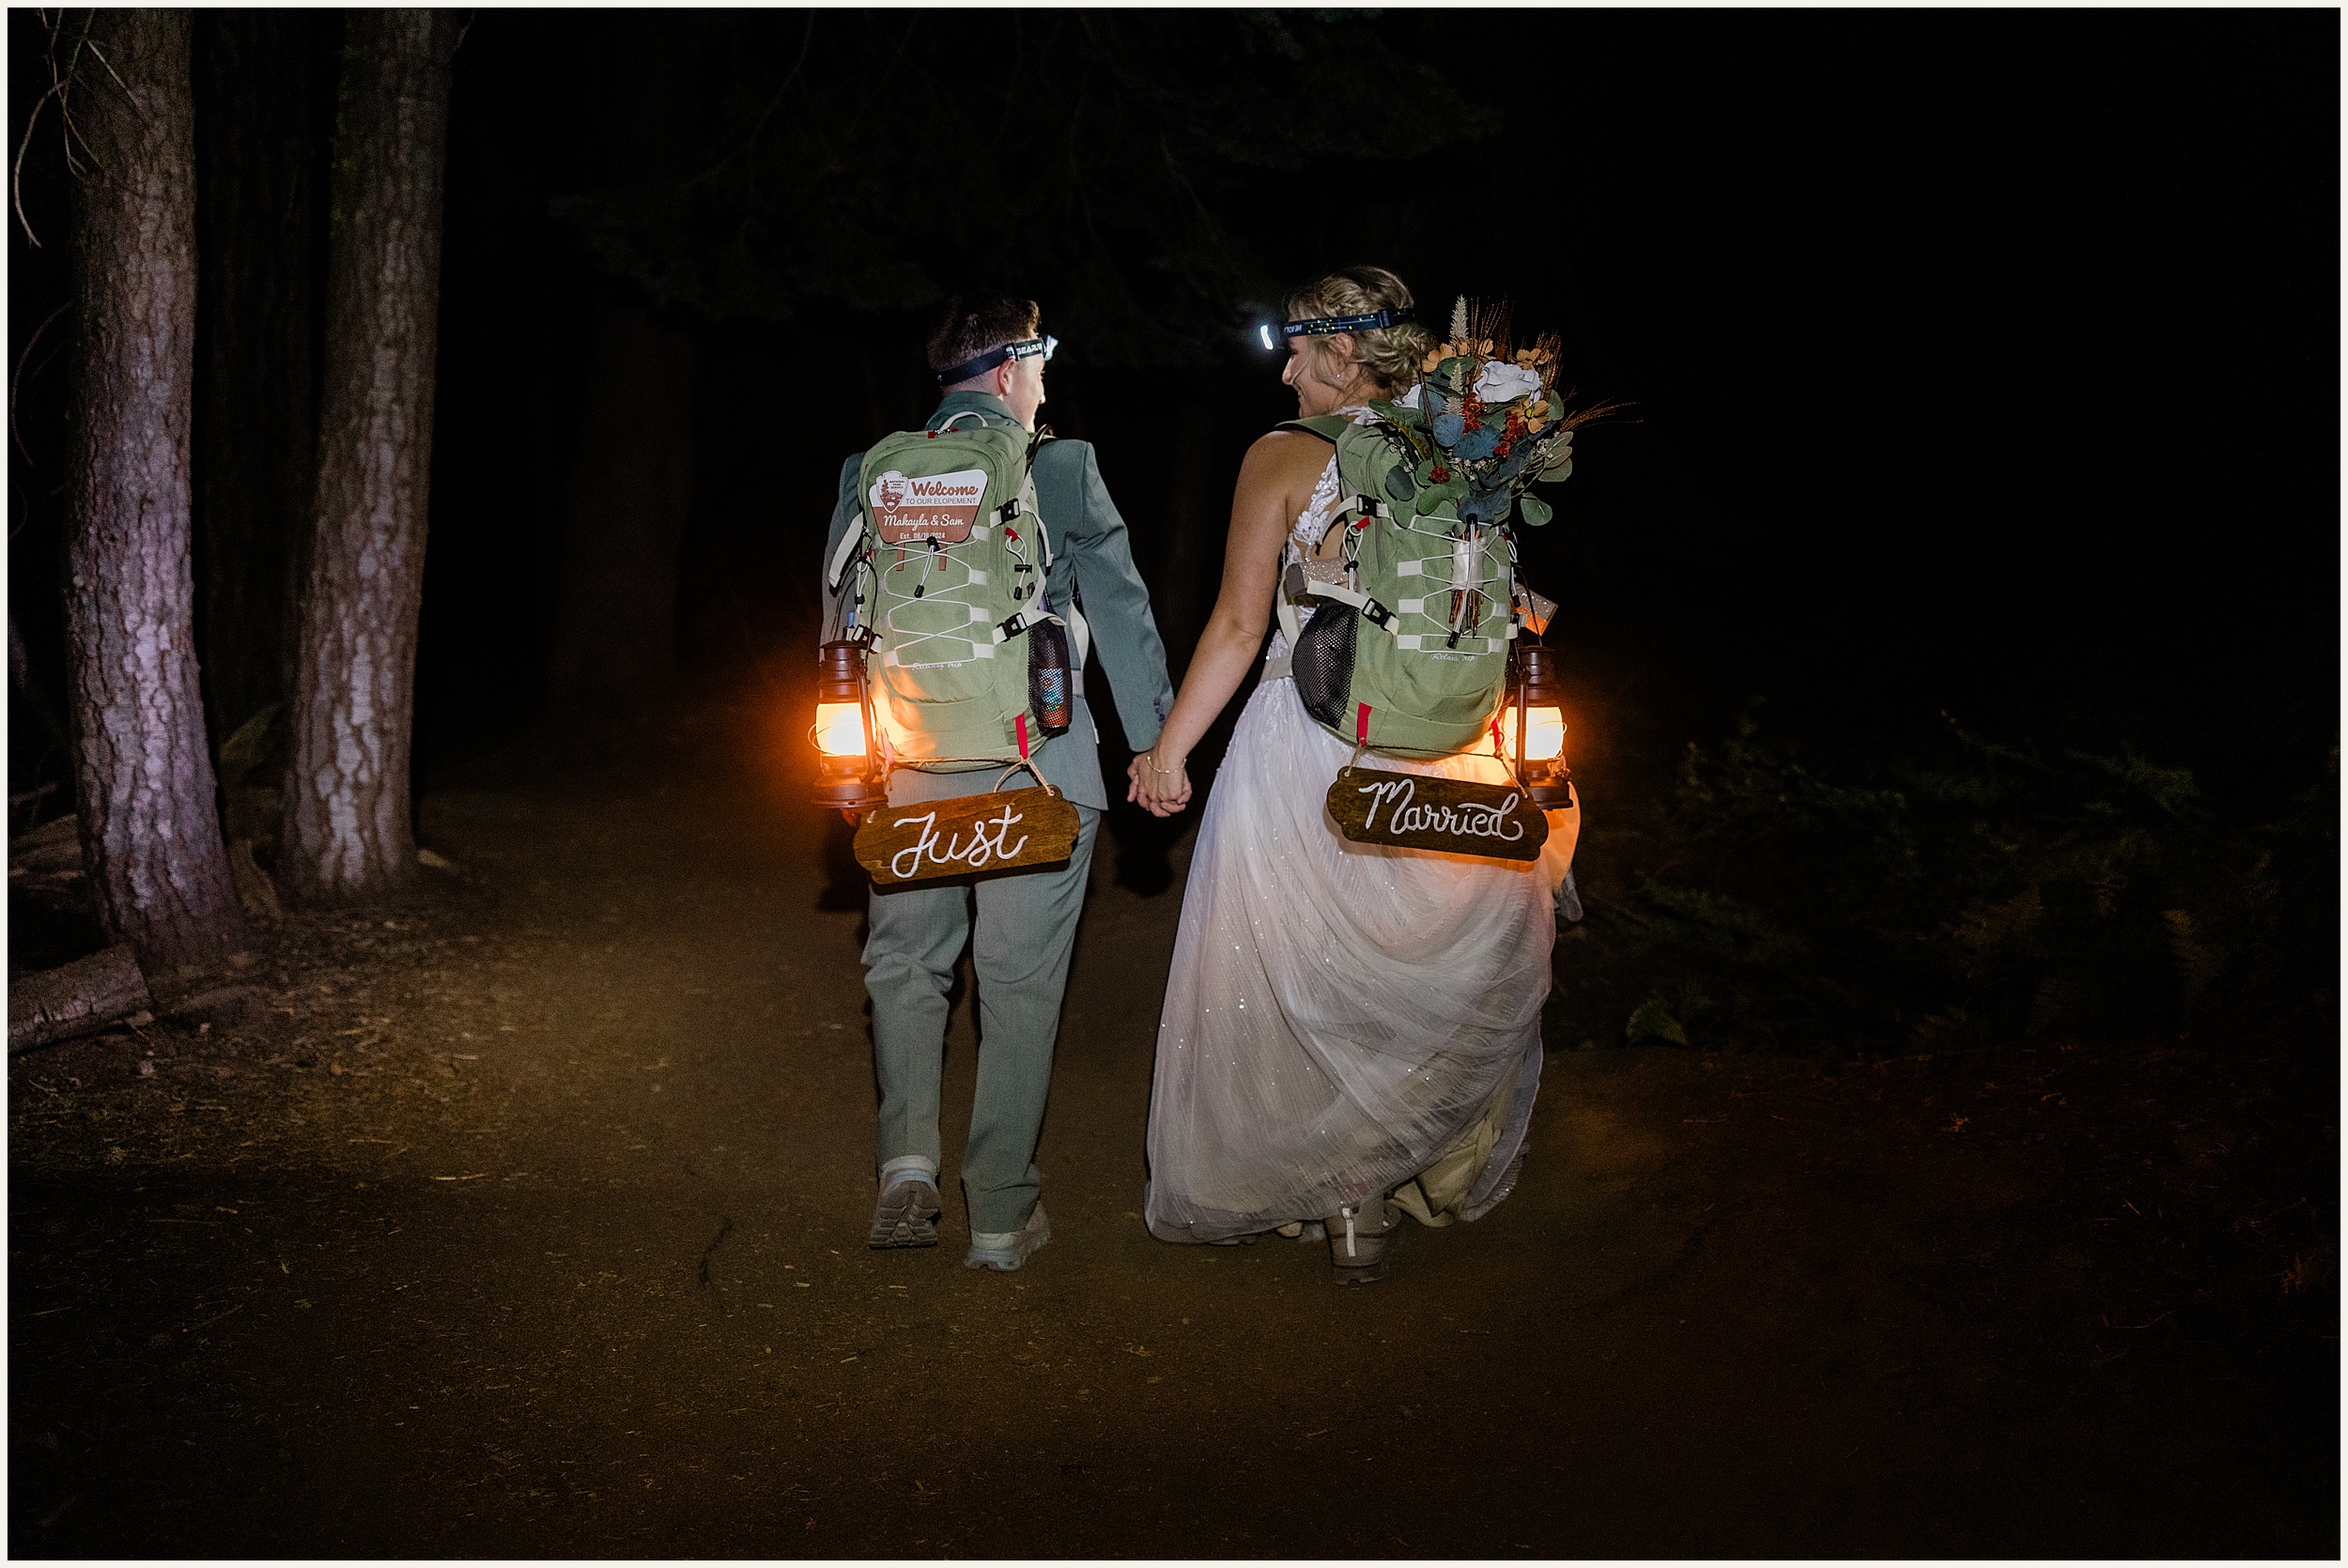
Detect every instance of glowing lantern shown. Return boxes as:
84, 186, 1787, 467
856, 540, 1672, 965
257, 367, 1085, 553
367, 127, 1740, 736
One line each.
1497, 704, 1567, 763
814, 699, 867, 758
812, 640, 888, 813
1505, 645, 1574, 808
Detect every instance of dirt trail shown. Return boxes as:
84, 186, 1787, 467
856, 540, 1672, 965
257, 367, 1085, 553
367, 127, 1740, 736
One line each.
9, 697, 2336, 1557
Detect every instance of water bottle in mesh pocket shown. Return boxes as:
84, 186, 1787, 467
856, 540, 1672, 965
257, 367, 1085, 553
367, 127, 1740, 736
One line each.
1027, 620, 1073, 734
1290, 601, 1357, 730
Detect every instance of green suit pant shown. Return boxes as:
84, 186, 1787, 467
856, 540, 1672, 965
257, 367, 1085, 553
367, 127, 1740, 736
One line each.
862, 805, 1099, 1234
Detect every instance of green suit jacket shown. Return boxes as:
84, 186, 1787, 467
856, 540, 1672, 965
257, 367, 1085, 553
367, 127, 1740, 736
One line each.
823, 391, 1175, 811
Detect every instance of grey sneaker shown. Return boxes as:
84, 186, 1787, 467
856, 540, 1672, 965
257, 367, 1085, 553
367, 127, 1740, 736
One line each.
1327, 1200, 1401, 1285
965, 1201, 1051, 1271
869, 1158, 942, 1250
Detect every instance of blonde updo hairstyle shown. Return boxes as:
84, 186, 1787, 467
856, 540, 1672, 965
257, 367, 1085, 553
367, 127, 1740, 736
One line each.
1284, 265, 1437, 395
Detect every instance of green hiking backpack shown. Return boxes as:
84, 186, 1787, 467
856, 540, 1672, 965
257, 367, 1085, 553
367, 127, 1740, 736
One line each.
1273, 413, 1545, 758
826, 414, 1070, 771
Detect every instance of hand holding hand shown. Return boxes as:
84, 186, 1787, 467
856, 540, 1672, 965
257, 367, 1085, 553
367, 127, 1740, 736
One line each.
1126, 747, 1193, 817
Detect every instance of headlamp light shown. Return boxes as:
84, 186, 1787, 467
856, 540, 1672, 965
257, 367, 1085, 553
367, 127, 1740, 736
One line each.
1254, 307, 1413, 351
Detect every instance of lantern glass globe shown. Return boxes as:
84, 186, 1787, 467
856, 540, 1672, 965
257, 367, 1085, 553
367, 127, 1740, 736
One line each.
1500, 704, 1567, 763
815, 701, 868, 759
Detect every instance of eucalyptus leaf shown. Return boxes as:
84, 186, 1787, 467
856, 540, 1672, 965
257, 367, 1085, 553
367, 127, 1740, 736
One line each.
1460, 489, 1511, 527
1518, 493, 1554, 528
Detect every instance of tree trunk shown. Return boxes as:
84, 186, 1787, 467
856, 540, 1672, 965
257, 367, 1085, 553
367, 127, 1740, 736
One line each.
280, 9, 459, 903
546, 15, 697, 713
191, 8, 324, 745
62, 8, 250, 975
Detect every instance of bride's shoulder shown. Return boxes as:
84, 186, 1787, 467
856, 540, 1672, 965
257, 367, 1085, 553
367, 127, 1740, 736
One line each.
1241, 426, 1335, 480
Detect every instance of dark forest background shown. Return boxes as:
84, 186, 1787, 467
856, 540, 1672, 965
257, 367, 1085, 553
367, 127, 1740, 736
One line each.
9, 8, 2338, 1055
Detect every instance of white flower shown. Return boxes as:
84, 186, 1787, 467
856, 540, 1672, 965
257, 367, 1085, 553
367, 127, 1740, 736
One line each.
1473, 360, 1542, 403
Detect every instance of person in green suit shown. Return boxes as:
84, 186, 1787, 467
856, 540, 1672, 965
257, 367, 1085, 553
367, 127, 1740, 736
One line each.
821, 296, 1175, 1271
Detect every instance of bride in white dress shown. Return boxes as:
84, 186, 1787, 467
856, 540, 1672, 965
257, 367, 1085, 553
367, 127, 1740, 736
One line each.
1129, 267, 1579, 1283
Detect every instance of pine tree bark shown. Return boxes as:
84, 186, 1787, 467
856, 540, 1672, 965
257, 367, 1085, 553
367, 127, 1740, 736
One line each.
192, 8, 323, 743
280, 10, 459, 902
62, 8, 250, 975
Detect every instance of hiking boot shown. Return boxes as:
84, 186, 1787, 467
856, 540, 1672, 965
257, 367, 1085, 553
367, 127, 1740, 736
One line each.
965, 1201, 1051, 1272
1326, 1200, 1401, 1285
868, 1158, 942, 1250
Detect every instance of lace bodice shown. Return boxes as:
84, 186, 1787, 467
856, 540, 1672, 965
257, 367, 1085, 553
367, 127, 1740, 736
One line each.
1290, 453, 1346, 557
1285, 405, 1378, 560
1271, 407, 1375, 658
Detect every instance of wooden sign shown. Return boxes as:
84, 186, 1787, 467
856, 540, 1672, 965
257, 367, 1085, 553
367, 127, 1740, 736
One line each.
855, 786, 1083, 885
1326, 766, 1549, 863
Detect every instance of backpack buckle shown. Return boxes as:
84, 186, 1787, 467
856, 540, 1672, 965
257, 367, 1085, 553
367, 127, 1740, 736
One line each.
996, 612, 1031, 640
1359, 599, 1395, 630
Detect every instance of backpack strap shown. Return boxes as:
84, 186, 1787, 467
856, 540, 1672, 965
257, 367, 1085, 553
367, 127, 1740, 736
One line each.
1274, 558, 1398, 649
1272, 416, 1352, 648
826, 520, 864, 591
1274, 415, 1354, 444
991, 433, 1052, 640
1302, 576, 1398, 632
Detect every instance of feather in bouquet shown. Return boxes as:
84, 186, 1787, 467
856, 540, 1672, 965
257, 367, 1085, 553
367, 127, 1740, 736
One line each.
1362, 296, 1587, 530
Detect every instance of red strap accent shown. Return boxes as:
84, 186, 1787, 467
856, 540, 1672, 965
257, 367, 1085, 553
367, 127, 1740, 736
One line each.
1491, 718, 1504, 751
1355, 702, 1371, 744
1015, 713, 1030, 761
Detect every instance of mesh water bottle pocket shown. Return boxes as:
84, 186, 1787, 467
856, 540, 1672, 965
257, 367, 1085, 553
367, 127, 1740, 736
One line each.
1291, 601, 1357, 730
1027, 621, 1073, 734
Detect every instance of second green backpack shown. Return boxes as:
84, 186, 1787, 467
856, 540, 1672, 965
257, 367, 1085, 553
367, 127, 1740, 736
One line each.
1274, 413, 1542, 758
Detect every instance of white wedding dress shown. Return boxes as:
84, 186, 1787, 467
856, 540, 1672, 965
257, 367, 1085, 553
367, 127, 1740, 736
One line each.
1143, 423, 1574, 1244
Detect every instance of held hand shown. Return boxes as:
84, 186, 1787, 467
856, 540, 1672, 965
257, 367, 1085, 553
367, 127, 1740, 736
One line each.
1128, 748, 1193, 817
1127, 751, 1171, 815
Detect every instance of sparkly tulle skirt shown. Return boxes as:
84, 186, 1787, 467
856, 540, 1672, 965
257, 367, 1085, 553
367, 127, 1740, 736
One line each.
1143, 674, 1570, 1244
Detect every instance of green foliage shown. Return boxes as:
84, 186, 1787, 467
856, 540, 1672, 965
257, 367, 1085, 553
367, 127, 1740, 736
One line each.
558, 11, 1494, 364
1555, 716, 2337, 1057
1624, 995, 1687, 1046
2065, 748, 2202, 816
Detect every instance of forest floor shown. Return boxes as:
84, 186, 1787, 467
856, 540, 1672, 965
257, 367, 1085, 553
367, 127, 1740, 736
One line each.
8, 689, 2338, 1559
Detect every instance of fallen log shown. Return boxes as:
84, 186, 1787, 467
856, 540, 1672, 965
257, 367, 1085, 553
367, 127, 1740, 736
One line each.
9, 814, 84, 879
9, 944, 154, 1050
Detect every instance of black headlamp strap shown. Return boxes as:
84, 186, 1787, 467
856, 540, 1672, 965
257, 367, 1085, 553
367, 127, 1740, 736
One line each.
1282, 307, 1413, 340
936, 334, 1054, 385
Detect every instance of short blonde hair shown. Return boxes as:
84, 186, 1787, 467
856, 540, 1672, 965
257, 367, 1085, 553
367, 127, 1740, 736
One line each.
1283, 266, 1436, 393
